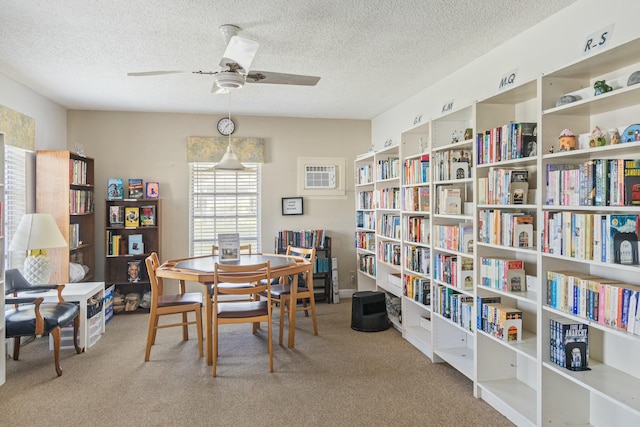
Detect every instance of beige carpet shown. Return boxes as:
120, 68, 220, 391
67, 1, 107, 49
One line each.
1, 300, 512, 426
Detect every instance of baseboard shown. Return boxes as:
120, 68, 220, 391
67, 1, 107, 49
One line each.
339, 289, 356, 299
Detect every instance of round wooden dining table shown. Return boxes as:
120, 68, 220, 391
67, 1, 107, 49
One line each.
155, 253, 312, 365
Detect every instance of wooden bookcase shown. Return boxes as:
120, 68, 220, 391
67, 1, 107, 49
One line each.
275, 232, 332, 303
36, 150, 95, 284
104, 198, 161, 313
356, 36, 640, 427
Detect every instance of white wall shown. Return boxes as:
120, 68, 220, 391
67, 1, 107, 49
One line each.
372, 0, 640, 145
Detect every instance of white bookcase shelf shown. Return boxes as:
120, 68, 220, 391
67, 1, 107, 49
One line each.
355, 34, 640, 427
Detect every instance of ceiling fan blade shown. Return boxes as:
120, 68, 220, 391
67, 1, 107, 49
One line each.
246, 71, 320, 86
127, 70, 188, 76
219, 36, 259, 73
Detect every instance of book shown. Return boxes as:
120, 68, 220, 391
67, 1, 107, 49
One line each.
109, 205, 124, 227
126, 259, 143, 282
550, 318, 589, 371
450, 160, 469, 179
218, 233, 240, 262
124, 207, 140, 227
607, 214, 639, 265
139, 205, 156, 226
520, 122, 538, 158
145, 181, 160, 198
418, 186, 430, 211
128, 178, 144, 199
623, 159, 640, 206
107, 178, 124, 200
458, 256, 474, 290
128, 234, 144, 255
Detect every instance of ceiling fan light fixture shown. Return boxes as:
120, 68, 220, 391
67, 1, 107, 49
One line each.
214, 72, 246, 90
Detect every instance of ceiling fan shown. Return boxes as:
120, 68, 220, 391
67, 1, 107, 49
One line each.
128, 24, 320, 94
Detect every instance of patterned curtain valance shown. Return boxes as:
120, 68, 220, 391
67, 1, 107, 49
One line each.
187, 136, 265, 163
0, 105, 35, 150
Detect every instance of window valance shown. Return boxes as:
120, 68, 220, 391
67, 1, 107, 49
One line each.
187, 136, 265, 163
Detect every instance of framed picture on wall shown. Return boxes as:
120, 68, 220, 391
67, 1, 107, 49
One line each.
282, 197, 303, 215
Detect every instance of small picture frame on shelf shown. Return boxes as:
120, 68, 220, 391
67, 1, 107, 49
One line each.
145, 181, 159, 198
282, 197, 303, 215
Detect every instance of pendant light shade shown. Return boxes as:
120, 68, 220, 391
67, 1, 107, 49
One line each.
215, 144, 246, 170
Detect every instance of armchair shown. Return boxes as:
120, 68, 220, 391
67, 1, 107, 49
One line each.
4, 268, 81, 376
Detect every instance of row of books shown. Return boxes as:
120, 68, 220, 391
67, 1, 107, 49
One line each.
479, 257, 526, 292
276, 229, 327, 250
377, 241, 401, 266
109, 205, 156, 228
433, 285, 473, 332
433, 150, 472, 181
401, 186, 430, 212
478, 210, 534, 248
476, 122, 537, 165
105, 231, 145, 256
376, 156, 400, 181
357, 190, 374, 209
378, 213, 401, 239
355, 164, 373, 185
69, 223, 81, 249
376, 187, 400, 209
477, 168, 529, 205
542, 212, 639, 265
432, 222, 473, 254
404, 246, 430, 275
477, 296, 523, 342
69, 189, 94, 214
550, 318, 589, 371
313, 257, 331, 274
404, 215, 430, 245
545, 159, 640, 207
108, 178, 159, 200
69, 158, 90, 185
356, 210, 375, 230
433, 253, 473, 290
403, 275, 430, 305
546, 270, 640, 334
355, 231, 375, 252
403, 155, 430, 184
358, 253, 376, 276
435, 185, 465, 215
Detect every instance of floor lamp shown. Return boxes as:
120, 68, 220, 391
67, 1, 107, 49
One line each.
8, 213, 68, 285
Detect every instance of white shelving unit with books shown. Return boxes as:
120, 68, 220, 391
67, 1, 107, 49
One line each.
539, 37, 640, 426
400, 121, 433, 358
354, 151, 377, 293
429, 105, 476, 379
373, 144, 402, 329
474, 79, 541, 427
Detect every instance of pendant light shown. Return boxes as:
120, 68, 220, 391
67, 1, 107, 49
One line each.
215, 91, 246, 170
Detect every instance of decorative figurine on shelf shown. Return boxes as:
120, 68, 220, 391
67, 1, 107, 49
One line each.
609, 128, 622, 145
556, 94, 579, 107
593, 80, 613, 96
628, 71, 640, 86
451, 130, 459, 144
549, 146, 554, 153
558, 129, 577, 151
589, 126, 607, 147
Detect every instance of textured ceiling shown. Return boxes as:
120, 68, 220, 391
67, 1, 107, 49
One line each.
0, 0, 576, 120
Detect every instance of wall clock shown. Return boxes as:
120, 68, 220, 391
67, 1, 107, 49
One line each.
217, 117, 235, 136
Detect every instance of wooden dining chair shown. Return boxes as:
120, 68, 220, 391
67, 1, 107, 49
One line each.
144, 252, 204, 361
212, 261, 273, 377
265, 246, 318, 345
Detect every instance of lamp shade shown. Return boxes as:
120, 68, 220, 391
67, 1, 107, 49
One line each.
8, 213, 67, 252
214, 145, 246, 170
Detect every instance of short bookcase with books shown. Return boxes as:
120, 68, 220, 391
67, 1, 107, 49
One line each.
275, 230, 332, 303
104, 198, 161, 313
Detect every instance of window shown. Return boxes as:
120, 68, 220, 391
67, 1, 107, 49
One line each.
189, 163, 261, 256
4, 145, 28, 269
